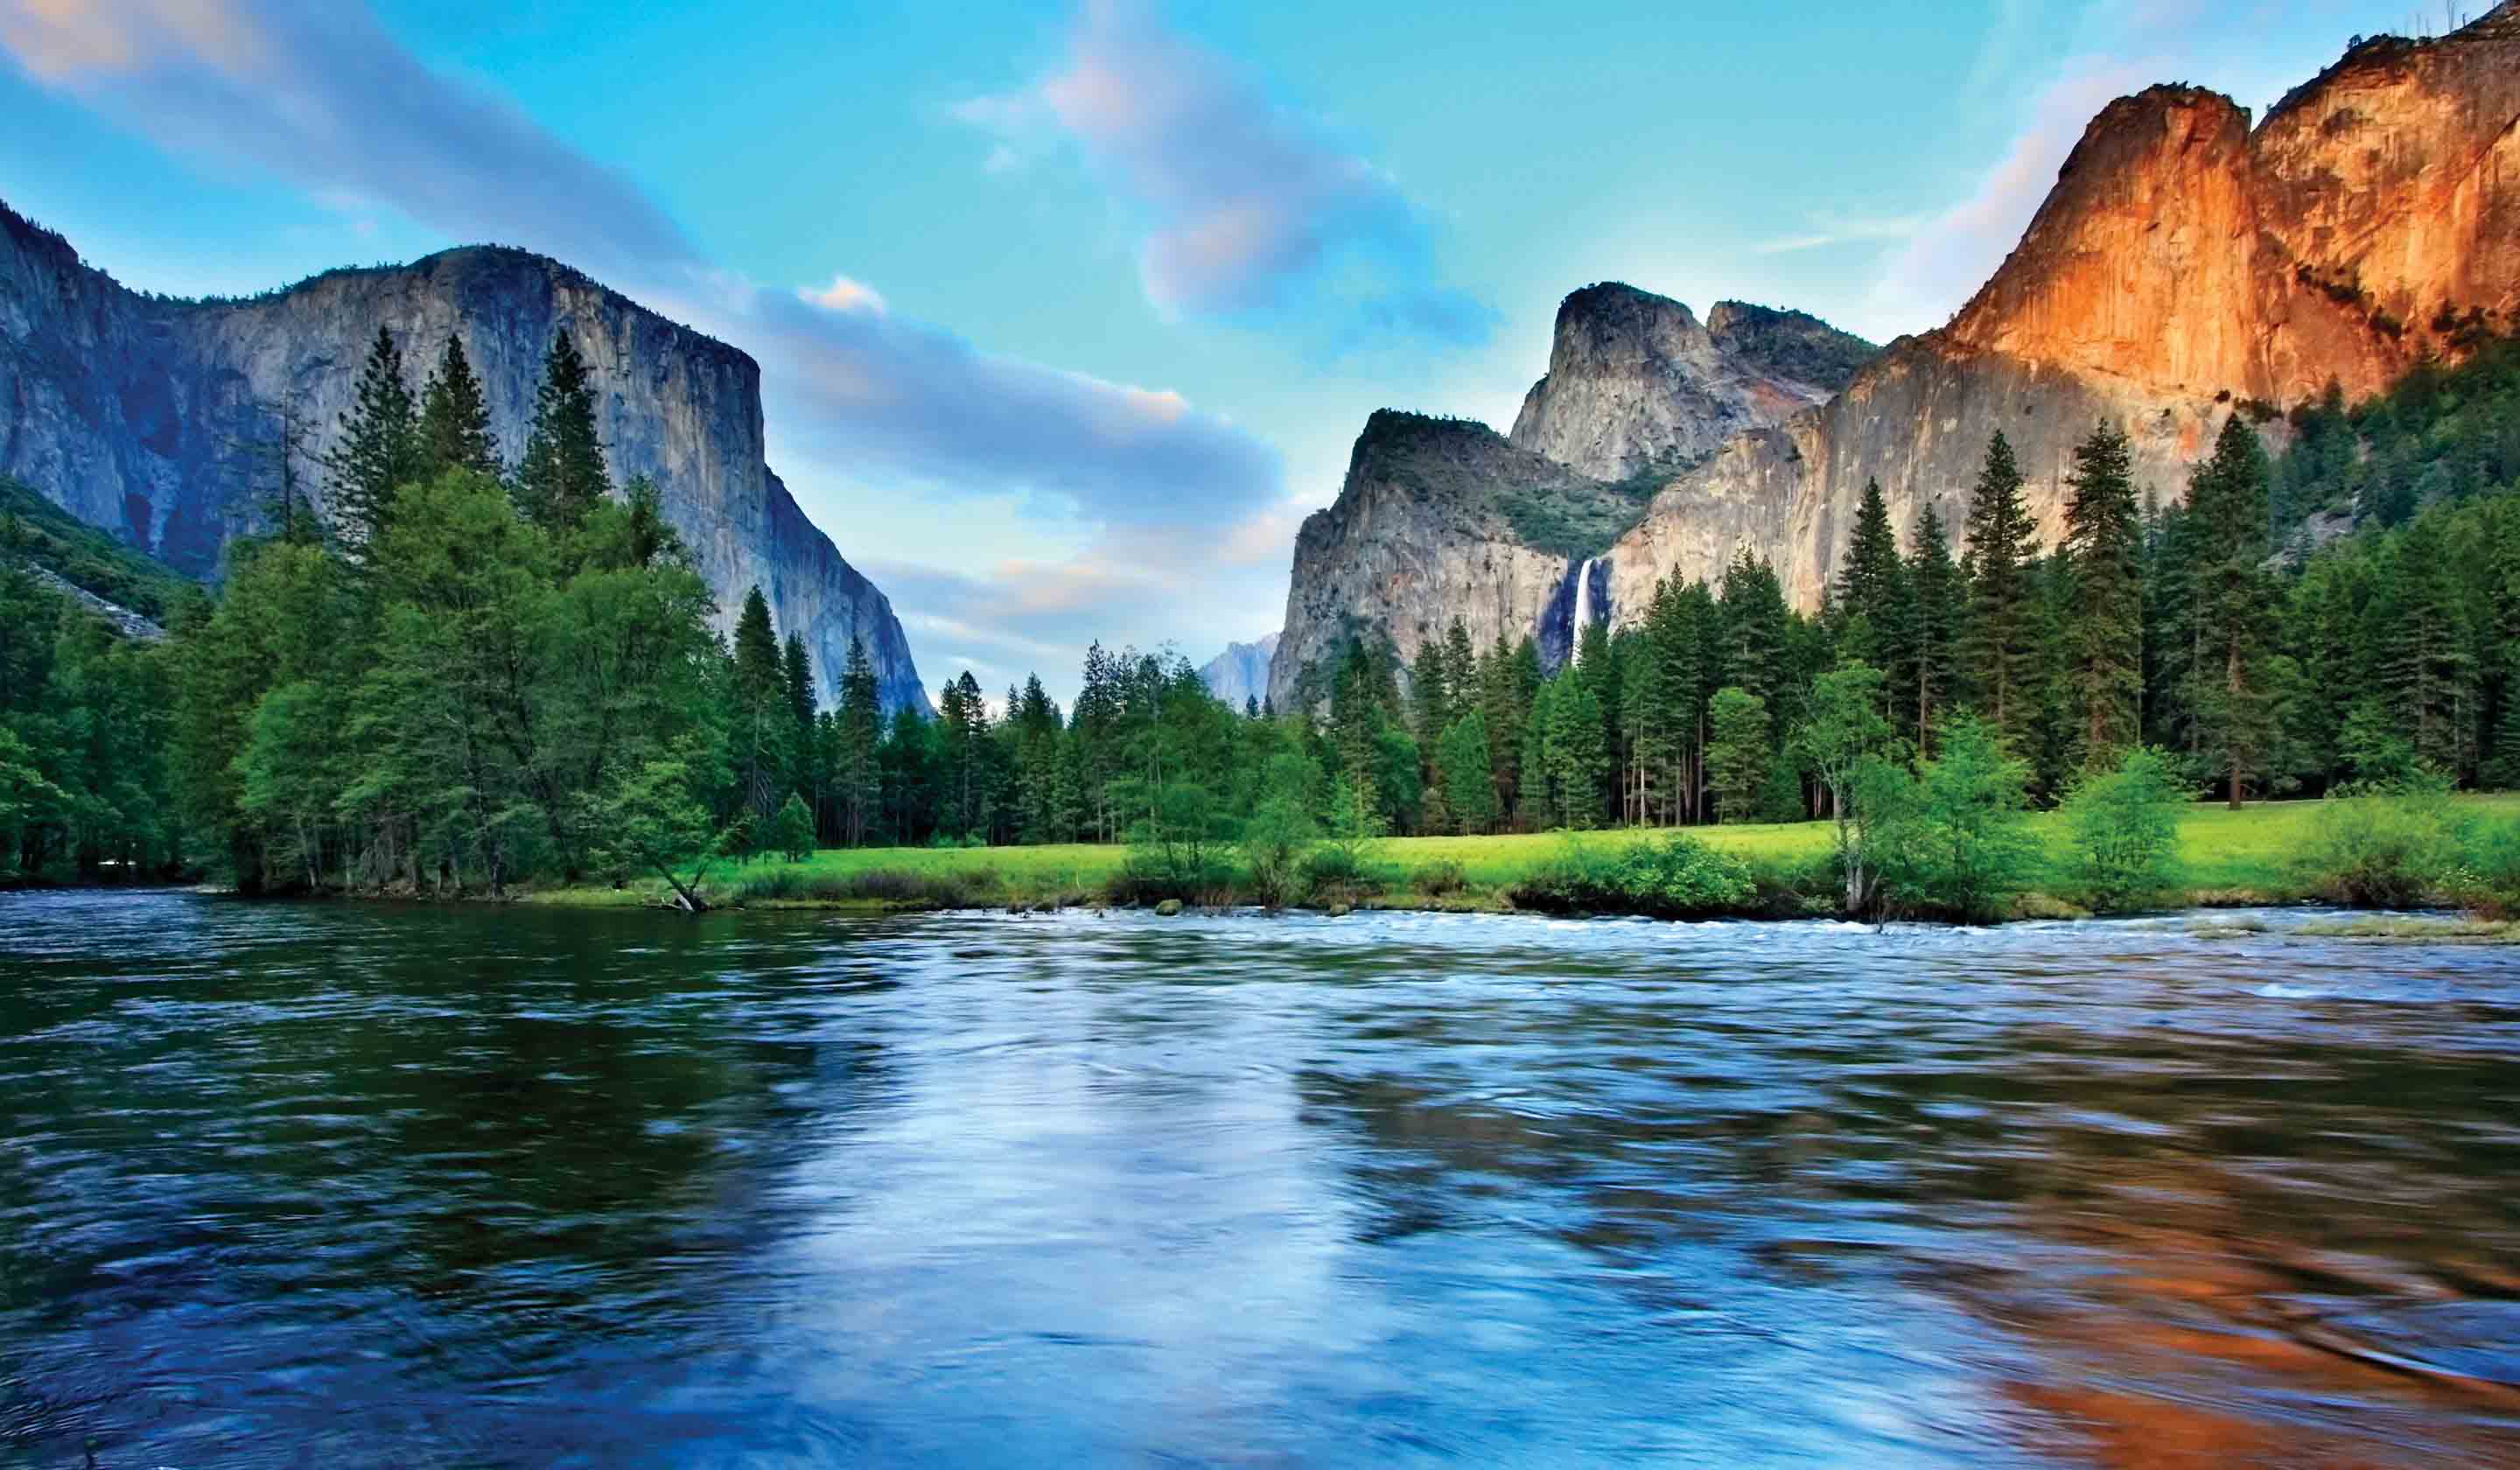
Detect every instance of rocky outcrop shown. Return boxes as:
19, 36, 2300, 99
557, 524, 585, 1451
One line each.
22, 564, 163, 641
1269, 412, 1648, 709
1198, 631, 1278, 710
0, 200, 928, 712
1508, 284, 1875, 480
1271, 288, 1871, 706
1273, 9, 2520, 677
1607, 5, 2520, 614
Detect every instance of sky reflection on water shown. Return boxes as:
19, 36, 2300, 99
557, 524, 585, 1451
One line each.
3, 893, 2517, 1466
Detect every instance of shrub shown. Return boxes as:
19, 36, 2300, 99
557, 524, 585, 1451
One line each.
2300, 771, 2464, 907
1412, 858, 1468, 896
1866, 715, 2039, 923
2458, 820, 2520, 919
1508, 832, 1756, 918
2061, 746, 2186, 911
1299, 843, 1385, 904
1239, 761, 1317, 908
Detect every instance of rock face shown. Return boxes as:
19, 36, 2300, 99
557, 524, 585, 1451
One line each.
1269, 411, 1655, 710
1271, 288, 1872, 706
0, 201, 928, 713
1608, 6, 2520, 614
1274, 6, 2520, 684
1198, 631, 1279, 711
1508, 284, 1875, 481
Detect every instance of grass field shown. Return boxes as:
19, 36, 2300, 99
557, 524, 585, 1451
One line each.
538, 794, 2520, 918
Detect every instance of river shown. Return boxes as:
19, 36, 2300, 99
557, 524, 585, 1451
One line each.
3, 891, 2516, 1466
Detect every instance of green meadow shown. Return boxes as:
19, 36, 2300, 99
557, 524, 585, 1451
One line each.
540, 793, 2520, 918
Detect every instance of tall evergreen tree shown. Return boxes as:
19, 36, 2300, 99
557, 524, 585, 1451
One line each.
1962, 430, 2040, 740
322, 326, 421, 553
515, 333, 610, 532
835, 634, 882, 845
2062, 421, 2144, 766
416, 333, 498, 479
1907, 508, 1965, 754
731, 585, 790, 827
1834, 479, 1907, 665
2187, 416, 2278, 808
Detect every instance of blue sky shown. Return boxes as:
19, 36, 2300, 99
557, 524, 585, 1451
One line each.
0, 0, 2426, 704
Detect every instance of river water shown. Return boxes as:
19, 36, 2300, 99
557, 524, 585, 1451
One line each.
3, 891, 2517, 1466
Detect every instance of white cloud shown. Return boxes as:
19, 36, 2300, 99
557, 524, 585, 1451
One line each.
957, 0, 1492, 344
800, 273, 888, 314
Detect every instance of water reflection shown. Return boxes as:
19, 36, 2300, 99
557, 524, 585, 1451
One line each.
1, 894, 2516, 1466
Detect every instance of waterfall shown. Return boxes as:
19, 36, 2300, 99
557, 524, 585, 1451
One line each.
1570, 556, 1600, 662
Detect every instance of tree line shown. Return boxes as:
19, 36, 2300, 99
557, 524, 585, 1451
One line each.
5, 326, 2516, 895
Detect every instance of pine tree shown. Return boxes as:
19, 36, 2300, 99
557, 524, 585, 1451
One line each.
1544, 672, 1608, 829
2187, 416, 2278, 808
1834, 479, 1908, 668
416, 333, 498, 479
1704, 686, 1769, 824
2382, 511, 2481, 778
836, 634, 882, 845
731, 585, 789, 823
321, 326, 420, 552
1436, 710, 1498, 833
1908, 508, 1965, 754
515, 333, 610, 532
1962, 430, 2040, 741
2062, 420, 2144, 766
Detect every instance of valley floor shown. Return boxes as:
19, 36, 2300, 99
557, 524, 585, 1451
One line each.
536, 794, 2520, 922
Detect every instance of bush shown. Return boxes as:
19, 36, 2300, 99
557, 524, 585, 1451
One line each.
1299, 843, 1385, 904
1866, 715, 2038, 923
1238, 774, 1316, 909
1412, 858, 1468, 896
2300, 772, 2465, 907
2458, 820, 2520, 919
2061, 746, 2186, 911
1508, 832, 1757, 918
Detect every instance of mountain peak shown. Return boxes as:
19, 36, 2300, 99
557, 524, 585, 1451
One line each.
1510, 283, 1872, 480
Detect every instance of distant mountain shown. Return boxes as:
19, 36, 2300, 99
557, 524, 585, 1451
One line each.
0, 200, 929, 712
1199, 631, 1279, 710
1272, 4, 2520, 708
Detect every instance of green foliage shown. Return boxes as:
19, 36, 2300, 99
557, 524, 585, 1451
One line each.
416, 333, 499, 480
768, 793, 816, 863
1866, 714, 2039, 922
320, 325, 422, 553
1704, 686, 1769, 822
1508, 830, 1758, 917
2062, 420, 2144, 766
0, 476, 194, 620
514, 333, 610, 533
2300, 769, 2466, 907
1436, 709, 1499, 834
1963, 431, 2039, 741
2061, 746, 2186, 910
1239, 753, 1319, 907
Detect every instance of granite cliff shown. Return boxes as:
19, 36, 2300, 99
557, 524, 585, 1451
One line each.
1606, 4, 2520, 614
0, 201, 928, 712
1270, 290, 1872, 708
1508, 285, 1875, 480
1197, 632, 1280, 711
1274, 4, 2520, 699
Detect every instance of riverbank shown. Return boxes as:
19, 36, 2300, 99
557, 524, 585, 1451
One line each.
528, 794, 2520, 923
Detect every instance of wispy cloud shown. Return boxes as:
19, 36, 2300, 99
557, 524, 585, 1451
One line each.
1751, 213, 1933, 256
1863, 57, 2153, 333
0, 0, 696, 275
959, 0, 1492, 347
